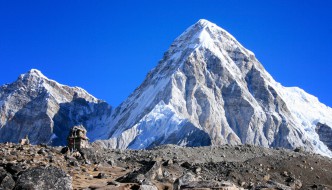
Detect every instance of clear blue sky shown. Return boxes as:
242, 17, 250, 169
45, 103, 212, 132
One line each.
0, 1, 331, 107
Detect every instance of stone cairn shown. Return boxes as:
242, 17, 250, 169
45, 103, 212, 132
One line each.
67, 125, 89, 152
19, 135, 30, 145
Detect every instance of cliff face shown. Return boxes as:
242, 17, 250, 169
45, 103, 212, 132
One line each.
316, 123, 332, 151
0, 69, 112, 145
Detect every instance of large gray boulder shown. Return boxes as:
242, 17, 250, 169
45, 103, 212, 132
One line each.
14, 166, 72, 190
0, 167, 15, 190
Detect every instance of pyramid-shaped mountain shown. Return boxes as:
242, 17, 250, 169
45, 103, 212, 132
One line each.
97, 19, 332, 157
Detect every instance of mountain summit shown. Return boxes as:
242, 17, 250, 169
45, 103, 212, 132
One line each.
98, 19, 332, 157
0, 20, 331, 157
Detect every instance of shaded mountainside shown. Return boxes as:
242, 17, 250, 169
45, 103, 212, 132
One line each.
0, 69, 112, 146
316, 123, 332, 151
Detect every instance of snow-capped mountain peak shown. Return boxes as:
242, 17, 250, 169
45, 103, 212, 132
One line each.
101, 19, 332, 157
196, 19, 213, 26
25, 68, 45, 77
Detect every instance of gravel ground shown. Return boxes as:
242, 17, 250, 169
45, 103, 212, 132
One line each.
0, 143, 331, 189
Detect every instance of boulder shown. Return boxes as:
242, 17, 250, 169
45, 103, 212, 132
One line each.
0, 167, 15, 190
173, 172, 197, 190
5, 163, 23, 176
96, 172, 107, 179
139, 185, 158, 190
14, 166, 72, 190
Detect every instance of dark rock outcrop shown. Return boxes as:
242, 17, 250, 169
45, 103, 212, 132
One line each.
0, 167, 15, 190
316, 123, 332, 150
14, 166, 72, 190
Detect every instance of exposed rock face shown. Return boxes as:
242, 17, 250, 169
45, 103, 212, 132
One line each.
14, 166, 72, 190
316, 123, 332, 151
0, 69, 112, 145
99, 19, 332, 157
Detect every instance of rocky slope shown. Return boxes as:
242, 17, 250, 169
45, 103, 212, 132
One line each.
0, 69, 112, 146
98, 19, 332, 157
0, 143, 331, 190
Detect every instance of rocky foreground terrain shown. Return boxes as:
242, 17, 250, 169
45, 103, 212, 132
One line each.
0, 143, 331, 190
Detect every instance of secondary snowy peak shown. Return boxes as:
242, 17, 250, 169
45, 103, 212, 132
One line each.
0, 69, 112, 145
17, 69, 99, 103
103, 19, 332, 157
